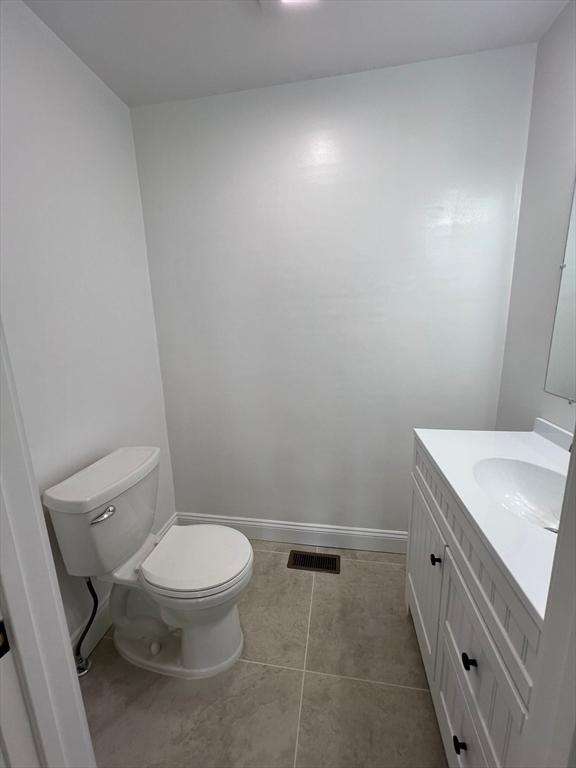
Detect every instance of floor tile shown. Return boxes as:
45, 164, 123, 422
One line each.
317, 546, 406, 565
81, 640, 301, 768
296, 672, 446, 768
240, 550, 313, 668
306, 560, 427, 688
250, 539, 315, 553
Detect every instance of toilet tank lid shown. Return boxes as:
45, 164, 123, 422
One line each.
43, 447, 160, 515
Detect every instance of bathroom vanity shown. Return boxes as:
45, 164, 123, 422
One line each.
406, 419, 570, 768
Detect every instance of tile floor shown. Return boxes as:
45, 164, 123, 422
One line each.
81, 541, 447, 768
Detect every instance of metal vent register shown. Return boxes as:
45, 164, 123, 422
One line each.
287, 550, 340, 574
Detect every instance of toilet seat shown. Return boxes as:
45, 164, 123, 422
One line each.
140, 524, 253, 599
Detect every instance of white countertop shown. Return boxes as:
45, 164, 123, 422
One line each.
414, 424, 570, 621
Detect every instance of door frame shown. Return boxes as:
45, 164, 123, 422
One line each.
0, 322, 96, 768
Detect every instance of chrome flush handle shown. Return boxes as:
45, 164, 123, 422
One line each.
90, 505, 116, 525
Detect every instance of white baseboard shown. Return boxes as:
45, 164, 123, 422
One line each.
176, 512, 407, 553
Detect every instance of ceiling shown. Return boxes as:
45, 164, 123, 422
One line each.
25, 0, 567, 107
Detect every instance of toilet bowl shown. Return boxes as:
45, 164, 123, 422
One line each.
43, 447, 253, 679
112, 524, 253, 678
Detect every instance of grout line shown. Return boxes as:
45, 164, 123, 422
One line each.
304, 668, 429, 693
338, 559, 406, 568
238, 658, 304, 673
250, 548, 309, 555
106, 634, 429, 695
239, 656, 428, 694
237, 656, 429, 695
293, 570, 315, 768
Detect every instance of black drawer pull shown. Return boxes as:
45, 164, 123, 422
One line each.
453, 735, 467, 755
430, 553, 442, 566
462, 652, 478, 671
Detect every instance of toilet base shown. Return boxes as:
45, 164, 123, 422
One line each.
113, 628, 244, 679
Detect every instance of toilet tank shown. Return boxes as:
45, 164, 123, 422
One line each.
43, 447, 160, 577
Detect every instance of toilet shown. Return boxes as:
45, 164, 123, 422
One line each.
43, 447, 253, 679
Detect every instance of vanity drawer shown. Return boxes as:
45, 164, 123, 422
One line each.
440, 549, 526, 767
435, 634, 489, 768
413, 441, 540, 708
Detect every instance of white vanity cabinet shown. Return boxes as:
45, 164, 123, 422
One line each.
407, 434, 546, 768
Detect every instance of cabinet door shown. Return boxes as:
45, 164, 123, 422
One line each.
406, 478, 446, 683
440, 550, 525, 767
435, 635, 489, 768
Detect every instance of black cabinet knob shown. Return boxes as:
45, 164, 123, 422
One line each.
453, 735, 468, 755
430, 553, 442, 566
462, 652, 478, 671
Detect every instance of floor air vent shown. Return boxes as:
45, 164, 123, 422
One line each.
287, 550, 340, 574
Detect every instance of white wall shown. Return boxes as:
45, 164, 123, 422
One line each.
0, 0, 175, 638
497, 1, 576, 433
132, 46, 535, 534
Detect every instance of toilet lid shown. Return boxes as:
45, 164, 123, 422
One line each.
140, 524, 252, 593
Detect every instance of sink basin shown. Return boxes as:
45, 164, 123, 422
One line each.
473, 458, 566, 530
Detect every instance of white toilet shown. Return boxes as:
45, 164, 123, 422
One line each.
43, 447, 253, 679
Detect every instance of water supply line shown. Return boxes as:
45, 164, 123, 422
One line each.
74, 577, 98, 677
